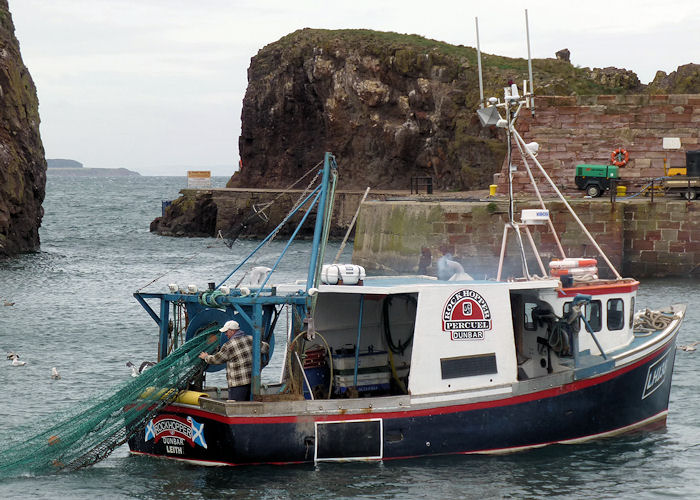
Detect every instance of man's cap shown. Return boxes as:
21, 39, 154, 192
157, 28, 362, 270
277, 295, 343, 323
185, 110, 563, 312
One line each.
219, 320, 240, 332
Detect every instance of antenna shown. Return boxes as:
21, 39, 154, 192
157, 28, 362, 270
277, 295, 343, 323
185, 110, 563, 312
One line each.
475, 17, 484, 109
525, 9, 535, 116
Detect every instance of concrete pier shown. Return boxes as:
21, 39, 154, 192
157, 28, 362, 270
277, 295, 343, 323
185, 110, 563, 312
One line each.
155, 188, 699, 278
352, 197, 700, 279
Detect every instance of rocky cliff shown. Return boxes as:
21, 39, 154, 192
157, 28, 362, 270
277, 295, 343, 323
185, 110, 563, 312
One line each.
229, 29, 690, 193
154, 29, 697, 237
0, 1, 46, 257
648, 63, 700, 94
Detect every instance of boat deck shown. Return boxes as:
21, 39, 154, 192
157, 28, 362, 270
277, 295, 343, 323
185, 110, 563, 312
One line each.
169, 304, 682, 419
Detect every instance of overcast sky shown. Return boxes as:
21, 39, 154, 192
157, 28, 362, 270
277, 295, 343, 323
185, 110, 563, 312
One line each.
9, 0, 699, 176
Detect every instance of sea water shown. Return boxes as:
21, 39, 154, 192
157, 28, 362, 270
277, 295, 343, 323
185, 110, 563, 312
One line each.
0, 176, 698, 499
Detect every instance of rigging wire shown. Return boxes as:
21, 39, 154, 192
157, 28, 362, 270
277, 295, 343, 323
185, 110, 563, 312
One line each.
138, 161, 324, 292
221, 161, 323, 247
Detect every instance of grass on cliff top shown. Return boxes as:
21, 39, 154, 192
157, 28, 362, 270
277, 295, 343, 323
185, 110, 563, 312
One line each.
271, 28, 626, 96
279, 28, 475, 58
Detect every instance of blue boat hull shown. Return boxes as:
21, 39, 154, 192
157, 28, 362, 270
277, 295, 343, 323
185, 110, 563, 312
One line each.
128, 336, 677, 465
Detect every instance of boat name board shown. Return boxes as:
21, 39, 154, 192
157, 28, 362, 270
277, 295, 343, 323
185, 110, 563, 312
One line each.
144, 415, 208, 452
442, 289, 492, 341
642, 349, 671, 400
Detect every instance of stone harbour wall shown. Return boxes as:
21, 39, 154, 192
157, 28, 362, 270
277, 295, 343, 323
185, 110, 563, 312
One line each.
622, 201, 700, 276
151, 187, 400, 239
499, 94, 700, 195
352, 199, 700, 279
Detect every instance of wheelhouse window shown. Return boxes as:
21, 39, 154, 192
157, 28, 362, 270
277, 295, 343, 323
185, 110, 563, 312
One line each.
584, 300, 602, 332
629, 297, 635, 328
562, 301, 578, 330
524, 302, 538, 331
607, 299, 625, 331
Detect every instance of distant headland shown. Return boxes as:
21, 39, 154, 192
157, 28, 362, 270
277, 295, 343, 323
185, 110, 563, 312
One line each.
47, 158, 140, 177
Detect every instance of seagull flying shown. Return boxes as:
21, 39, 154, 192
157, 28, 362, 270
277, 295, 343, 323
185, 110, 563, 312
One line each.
249, 266, 272, 287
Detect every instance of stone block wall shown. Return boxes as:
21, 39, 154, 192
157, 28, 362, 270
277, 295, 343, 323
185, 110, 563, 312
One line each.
622, 200, 700, 276
353, 199, 699, 279
499, 95, 700, 195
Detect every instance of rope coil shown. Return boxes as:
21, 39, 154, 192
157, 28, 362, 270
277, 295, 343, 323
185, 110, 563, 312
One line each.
633, 308, 678, 334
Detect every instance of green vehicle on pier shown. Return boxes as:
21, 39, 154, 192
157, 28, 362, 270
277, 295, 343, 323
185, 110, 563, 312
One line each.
574, 164, 620, 197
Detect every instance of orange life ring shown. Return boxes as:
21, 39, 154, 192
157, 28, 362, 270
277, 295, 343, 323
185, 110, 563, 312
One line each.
611, 148, 629, 167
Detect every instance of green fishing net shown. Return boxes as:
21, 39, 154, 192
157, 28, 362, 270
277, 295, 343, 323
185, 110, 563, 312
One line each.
0, 327, 221, 478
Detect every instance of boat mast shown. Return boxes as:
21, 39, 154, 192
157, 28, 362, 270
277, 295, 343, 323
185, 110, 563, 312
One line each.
505, 86, 530, 278
476, 12, 536, 279
306, 152, 335, 290
477, 11, 623, 281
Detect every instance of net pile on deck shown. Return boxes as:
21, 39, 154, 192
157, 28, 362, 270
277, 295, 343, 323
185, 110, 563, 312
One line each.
0, 328, 220, 478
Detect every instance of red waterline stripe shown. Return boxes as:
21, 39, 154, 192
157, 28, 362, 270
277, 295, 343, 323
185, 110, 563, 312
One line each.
162, 339, 672, 425
132, 411, 668, 466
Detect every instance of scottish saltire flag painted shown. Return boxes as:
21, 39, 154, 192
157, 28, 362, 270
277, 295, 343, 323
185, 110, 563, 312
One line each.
144, 419, 155, 442
189, 417, 208, 449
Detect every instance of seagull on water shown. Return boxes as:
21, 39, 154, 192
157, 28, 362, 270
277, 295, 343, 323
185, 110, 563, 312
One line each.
51, 367, 61, 379
126, 361, 155, 377
8, 353, 26, 366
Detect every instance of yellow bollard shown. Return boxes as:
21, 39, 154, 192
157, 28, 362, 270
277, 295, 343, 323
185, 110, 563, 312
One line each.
616, 185, 627, 197
489, 184, 497, 196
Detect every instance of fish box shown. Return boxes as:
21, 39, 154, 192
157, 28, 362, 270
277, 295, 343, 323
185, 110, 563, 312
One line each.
333, 369, 391, 395
331, 348, 388, 371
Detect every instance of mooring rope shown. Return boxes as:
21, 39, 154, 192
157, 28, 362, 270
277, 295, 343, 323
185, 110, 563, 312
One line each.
633, 308, 678, 335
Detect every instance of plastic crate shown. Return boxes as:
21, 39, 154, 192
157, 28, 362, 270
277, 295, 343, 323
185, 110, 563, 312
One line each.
331, 348, 388, 371
333, 370, 391, 395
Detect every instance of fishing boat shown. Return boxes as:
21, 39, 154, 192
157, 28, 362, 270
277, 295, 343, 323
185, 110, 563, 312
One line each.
128, 137, 684, 467
127, 21, 685, 463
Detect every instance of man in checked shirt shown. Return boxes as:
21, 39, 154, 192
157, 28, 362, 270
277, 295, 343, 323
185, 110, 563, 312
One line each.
198, 320, 269, 401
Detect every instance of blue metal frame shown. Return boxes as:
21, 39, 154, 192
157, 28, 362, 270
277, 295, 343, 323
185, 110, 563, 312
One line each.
353, 295, 365, 387
134, 153, 338, 398
307, 152, 333, 290
254, 189, 323, 295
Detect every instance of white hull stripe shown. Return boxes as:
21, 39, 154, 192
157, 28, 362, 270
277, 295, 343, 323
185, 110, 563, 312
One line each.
468, 410, 668, 455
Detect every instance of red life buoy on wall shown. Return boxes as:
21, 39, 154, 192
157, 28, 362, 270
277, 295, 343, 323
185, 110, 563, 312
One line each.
611, 148, 629, 167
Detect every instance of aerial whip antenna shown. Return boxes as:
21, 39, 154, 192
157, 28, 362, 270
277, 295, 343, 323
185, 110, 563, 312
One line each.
475, 17, 484, 108
525, 9, 535, 116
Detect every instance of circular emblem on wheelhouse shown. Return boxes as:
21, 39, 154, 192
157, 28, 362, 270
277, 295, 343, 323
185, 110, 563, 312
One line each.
442, 289, 492, 340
